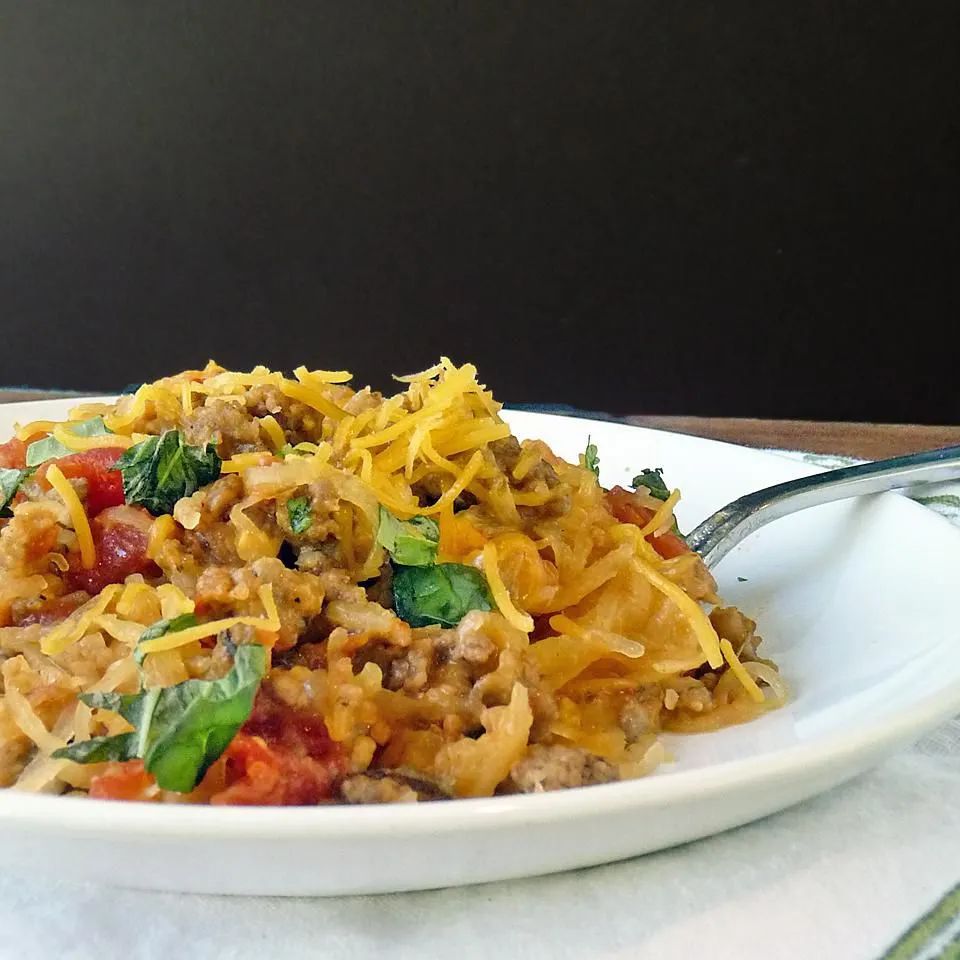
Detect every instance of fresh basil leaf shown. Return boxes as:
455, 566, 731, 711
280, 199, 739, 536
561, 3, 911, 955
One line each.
631, 467, 682, 534
376, 505, 440, 567
579, 437, 600, 478
631, 467, 670, 501
25, 417, 112, 467
142, 643, 267, 792
53, 732, 139, 765
286, 496, 312, 534
133, 613, 200, 665
392, 562, 493, 628
0, 467, 27, 517
115, 430, 221, 516
60, 644, 267, 793
78, 690, 135, 715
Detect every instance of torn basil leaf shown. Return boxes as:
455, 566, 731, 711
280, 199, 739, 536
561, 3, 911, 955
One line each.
115, 430, 221, 516
53, 731, 139, 765
54, 644, 268, 793
133, 613, 200, 665
25, 416, 112, 468
579, 437, 600, 478
0, 468, 27, 517
376, 505, 440, 567
631, 467, 681, 534
632, 467, 670, 501
286, 496, 312, 534
392, 562, 493, 628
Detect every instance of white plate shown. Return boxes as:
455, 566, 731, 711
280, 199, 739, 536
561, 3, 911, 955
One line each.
0, 400, 958, 896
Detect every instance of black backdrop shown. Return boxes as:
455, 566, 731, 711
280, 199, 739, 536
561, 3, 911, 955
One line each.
1, 2, 957, 420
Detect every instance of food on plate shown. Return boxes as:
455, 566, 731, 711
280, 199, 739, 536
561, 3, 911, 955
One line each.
0, 359, 785, 804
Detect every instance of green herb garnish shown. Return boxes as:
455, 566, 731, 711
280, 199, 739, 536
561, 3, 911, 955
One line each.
632, 467, 670, 501
114, 430, 221, 516
392, 563, 494, 628
579, 437, 600, 478
632, 467, 682, 534
376, 505, 440, 567
54, 644, 267, 793
25, 417, 112, 467
286, 496, 313, 534
0, 468, 27, 517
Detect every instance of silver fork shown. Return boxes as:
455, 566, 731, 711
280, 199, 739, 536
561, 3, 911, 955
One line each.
686, 445, 960, 568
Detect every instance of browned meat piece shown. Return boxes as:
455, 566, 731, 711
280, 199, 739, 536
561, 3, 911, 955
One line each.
435, 612, 497, 667
244, 387, 325, 444
0, 502, 63, 580
203, 474, 245, 519
382, 640, 433, 694
710, 606, 762, 660
410, 474, 478, 511
488, 436, 571, 521
276, 479, 341, 543
506, 744, 619, 793
490, 437, 558, 487
173, 473, 247, 568
182, 403, 261, 457
618, 684, 665, 741
195, 558, 327, 651
340, 774, 419, 804
339, 769, 448, 803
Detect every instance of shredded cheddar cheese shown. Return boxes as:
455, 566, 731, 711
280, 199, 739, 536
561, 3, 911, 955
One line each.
51, 424, 134, 452
15, 420, 57, 442
46, 465, 95, 570
258, 415, 286, 451
146, 515, 177, 560
636, 561, 724, 669
636, 489, 681, 538
138, 584, 281, 653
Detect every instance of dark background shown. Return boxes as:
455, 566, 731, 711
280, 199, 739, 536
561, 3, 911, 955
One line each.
1, 2, 957, 420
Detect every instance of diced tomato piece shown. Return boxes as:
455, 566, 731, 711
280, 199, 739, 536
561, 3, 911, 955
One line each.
37, 447, 127, 517
14, 591, 90, 627
0, 438, 27, 469
66, 506, 159, 593
89, 760, 158, 801
605, 486, 691, 560
210, 689, 344, 806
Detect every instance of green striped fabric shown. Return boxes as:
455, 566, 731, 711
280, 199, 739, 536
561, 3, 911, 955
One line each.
881, 883, 960, 960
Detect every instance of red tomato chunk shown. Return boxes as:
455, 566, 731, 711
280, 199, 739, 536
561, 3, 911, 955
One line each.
38, 447, 127, 517
0, 438, 27, 469
605, 485, 690, 560
67, 506, 159, 593
211, 689, 345, 806
89, 760, 157, 801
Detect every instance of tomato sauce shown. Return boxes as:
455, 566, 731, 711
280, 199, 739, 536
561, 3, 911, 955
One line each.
210, 689, 345, 805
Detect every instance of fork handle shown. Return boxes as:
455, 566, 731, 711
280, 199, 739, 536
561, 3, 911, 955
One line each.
686, 444, 960, 568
